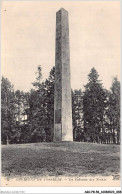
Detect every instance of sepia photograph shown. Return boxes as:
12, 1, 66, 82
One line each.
1, 0, 121, 188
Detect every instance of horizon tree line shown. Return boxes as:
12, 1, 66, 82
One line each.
1, 66, 120, 144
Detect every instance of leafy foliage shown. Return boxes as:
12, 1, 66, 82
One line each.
83, 68, 108, 141
105, 77, 120, 144
1, 77, 16, 144
27, 66, 55, 142
72, 89, 83, 141
1, 66, 120, 144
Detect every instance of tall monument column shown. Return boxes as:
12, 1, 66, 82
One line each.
54, 8, 73, 142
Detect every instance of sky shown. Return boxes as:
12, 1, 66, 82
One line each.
1, 1, 120, 92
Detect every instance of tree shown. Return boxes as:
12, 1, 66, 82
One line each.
106, 77, 120, 144
14, 90, 30, 143
83, 68, 107, 143
26, 65, 55, 143
1, 77, 16, 144
32, 65, 42, 89
28, 65, 46, 142
72, 89, 83, 141
43, 67, 55, 141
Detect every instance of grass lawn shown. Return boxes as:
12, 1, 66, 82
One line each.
1, 142, 120, 178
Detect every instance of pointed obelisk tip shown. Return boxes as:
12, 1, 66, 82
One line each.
60, 7, 67, 11
57, 7, 68, 13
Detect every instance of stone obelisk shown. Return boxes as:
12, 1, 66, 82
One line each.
54, 8, 73, 142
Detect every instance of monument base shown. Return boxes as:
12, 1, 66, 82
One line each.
54, 124, 73, 142
53, 124, 62, 142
